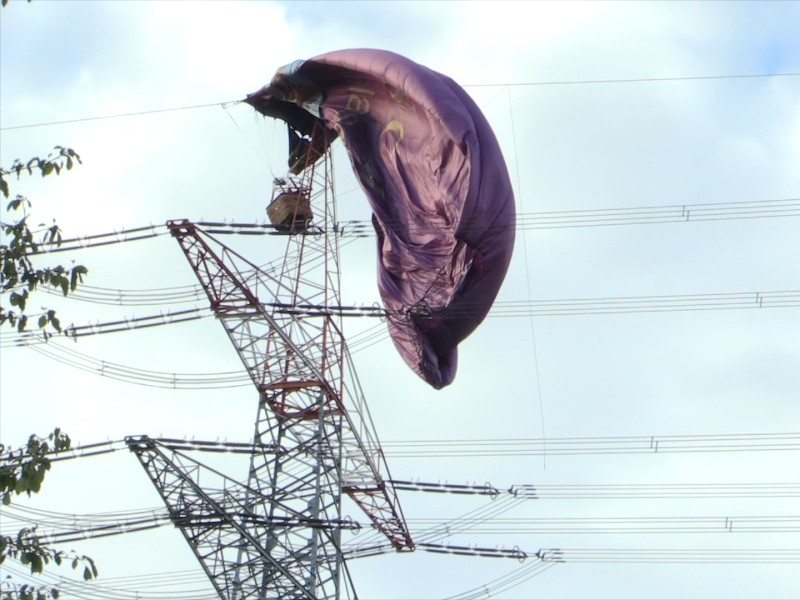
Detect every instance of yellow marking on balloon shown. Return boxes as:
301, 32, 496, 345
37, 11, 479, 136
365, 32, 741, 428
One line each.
382, 120, 405, 142
346, 94, 370, 114
389, 87, 406, 103
349, 86, 376, 97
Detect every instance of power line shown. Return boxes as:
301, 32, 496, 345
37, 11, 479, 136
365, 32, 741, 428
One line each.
33, 502, 776, 548
27, 341, 252, 390
555, 547, 800, 564
444, 558, 557, 600
7, 482, 800, 543
379, 432, 800, 458
6, 547, 798, 600
9, 432, 795, 468
23, 197, 800, 257
514, 197, 800, 229
407, 515, 800, 535
3, 289, 797, 353
390, 480, 800, 500
0, 562, 218, 600
26, 224, 167, 255
0, 439, 127, 465
277, 290, 800, 319
38, 281, 207, 307
3, 71, 798, 131
13, 479, 792, 551
0, 101, 236, 131
0, 287, 796, 387
464, 71, 800, 88
199, 197, 800, 238
0, 323, 389, 388
469, 289, 800, 317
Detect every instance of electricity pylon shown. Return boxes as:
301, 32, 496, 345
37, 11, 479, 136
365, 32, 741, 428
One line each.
127, 130, 413, 599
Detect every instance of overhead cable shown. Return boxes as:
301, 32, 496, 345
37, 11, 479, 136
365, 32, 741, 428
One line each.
464, 70, 800, 87
23, 197, 800, 257
0, 101, 236, 131
0, 562, 217, 600
5, 479, 795, 535
26, 341, 252, 389
3, 289, 796, 351
380, 432, 800, 458
3, 70, 798, 131
407, 514, 800, 535
389, 480, 800, 500
444, 558, 557, 599
556, 547, 800, 563
4, 432, 798, 470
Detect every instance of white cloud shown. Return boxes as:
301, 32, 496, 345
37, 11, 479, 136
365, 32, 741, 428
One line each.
150, 0, 295, 94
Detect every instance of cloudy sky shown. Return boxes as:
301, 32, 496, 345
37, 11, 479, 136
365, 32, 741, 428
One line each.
1, 1, 799, 598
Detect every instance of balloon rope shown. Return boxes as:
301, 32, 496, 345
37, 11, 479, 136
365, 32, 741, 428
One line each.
507, 85, 547, 469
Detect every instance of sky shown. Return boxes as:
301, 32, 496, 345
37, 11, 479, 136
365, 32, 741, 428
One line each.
1, 1, 799, 598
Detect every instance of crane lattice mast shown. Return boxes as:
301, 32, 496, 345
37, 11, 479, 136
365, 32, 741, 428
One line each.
127, 129, 413, 600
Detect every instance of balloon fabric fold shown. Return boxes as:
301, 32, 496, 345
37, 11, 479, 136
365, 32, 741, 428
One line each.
246, 49, 515, 389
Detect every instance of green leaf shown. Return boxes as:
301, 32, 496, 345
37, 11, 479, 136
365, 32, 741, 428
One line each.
43, 224, 61, 246
83, 566, 93, 581
38, 315, 47, 328
17, 314, 28, 332
8, 290, 28, 310
55, 431, 70, 451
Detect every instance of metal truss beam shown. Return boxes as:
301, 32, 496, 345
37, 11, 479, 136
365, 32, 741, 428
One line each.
133, 139, 411, 600
126, 435, 351, 599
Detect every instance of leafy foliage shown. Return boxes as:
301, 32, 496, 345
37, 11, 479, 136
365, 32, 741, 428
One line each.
0, 430, 98, 599
1, 577, 62, 600
0, 428, 71, 505
0, 527, 98, 580
1, 1, 34, 9
0, 147, 87, 333
1, 10, 97, 598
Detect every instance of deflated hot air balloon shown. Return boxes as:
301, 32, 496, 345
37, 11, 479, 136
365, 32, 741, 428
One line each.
245, 49, 515, 389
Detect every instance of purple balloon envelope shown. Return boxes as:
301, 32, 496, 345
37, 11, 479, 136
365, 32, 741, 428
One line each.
246, 49, 515, 389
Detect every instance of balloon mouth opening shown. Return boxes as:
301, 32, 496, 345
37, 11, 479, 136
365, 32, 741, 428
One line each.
414, 315, 457, 389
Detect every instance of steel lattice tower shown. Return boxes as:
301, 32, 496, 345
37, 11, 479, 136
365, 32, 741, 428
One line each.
127, 131, 413, 599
